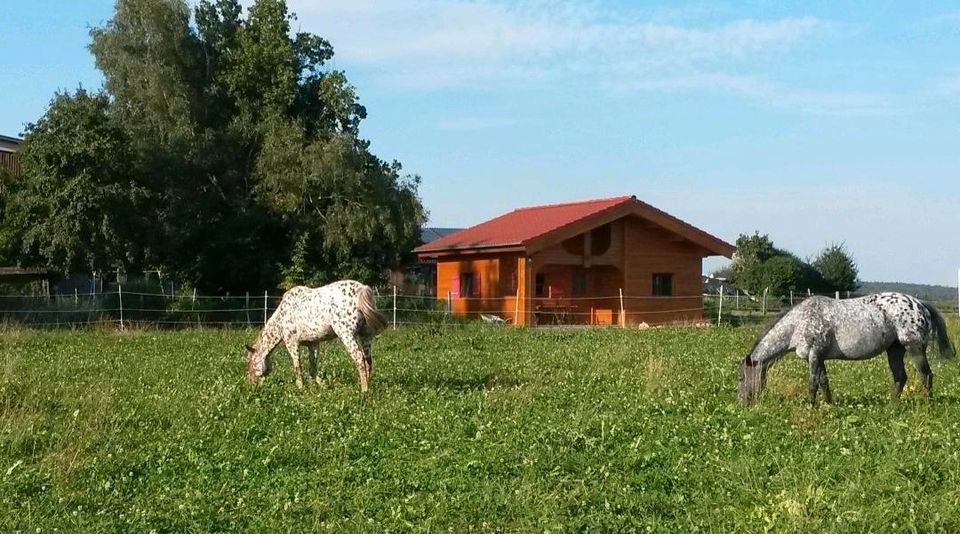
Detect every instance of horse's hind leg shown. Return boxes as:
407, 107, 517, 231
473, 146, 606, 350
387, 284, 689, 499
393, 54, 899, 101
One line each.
886, 343, 907, 400
336, 329, 369, 392
805, 353, 822, 405
361, 337, 373, 386
816, 361, 833, 405
907, 344, 933, 398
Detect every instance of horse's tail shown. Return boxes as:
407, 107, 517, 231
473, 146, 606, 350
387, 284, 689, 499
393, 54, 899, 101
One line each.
923, 301, 956, 359
357, 284, 387, 336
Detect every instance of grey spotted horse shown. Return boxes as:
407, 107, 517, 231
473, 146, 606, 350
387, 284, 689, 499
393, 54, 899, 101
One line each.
246, 280, 387, 392
737, 292, 955, 405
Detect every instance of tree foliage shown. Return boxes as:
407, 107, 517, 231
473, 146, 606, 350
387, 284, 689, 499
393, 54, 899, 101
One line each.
1, 0, 426, 292
813, 243, 859, 293
731, 233, 861, 297
1, 90, 151, 273
730, 233, 777, 294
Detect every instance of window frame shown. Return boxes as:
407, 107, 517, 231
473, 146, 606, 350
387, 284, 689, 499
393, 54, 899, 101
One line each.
652, 273, 674, 297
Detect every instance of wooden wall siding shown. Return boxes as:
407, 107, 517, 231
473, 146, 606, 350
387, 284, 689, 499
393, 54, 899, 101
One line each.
437, 253, 527, 323
533, 221, 624, 267
621, 217, 704, 324
0, 152, 20, 177
529, 223, 627, 326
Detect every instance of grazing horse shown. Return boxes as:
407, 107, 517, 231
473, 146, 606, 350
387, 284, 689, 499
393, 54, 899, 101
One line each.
245, 280, 387, 392
737, 292, 954, 405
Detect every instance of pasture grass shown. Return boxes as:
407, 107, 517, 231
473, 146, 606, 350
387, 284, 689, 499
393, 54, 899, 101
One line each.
1, 319, 960, 532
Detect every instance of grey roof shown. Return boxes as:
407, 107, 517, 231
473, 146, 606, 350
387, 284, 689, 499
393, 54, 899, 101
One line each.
0, 135, 23, 153
420, 227, 462, 245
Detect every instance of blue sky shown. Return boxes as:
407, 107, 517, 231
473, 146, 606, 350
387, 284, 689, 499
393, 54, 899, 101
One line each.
2, 1, 959, 286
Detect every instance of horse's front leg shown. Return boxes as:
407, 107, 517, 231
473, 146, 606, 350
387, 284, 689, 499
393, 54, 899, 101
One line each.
307, 342, 323, 386
283, 338, 304, 389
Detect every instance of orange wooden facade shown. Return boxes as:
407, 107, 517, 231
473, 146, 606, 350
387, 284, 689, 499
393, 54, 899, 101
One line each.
416, 197, 734, 326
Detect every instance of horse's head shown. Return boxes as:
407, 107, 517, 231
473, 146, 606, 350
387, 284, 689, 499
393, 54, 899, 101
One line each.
736, 355, 767, 405
245, 343, 269, 384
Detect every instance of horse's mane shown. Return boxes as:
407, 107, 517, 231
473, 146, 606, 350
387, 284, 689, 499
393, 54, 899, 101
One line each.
744, 304, 797, 363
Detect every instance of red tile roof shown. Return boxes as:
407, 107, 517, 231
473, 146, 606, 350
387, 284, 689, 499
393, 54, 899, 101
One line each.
415, 196, 635, 253
416, 194, 736, 258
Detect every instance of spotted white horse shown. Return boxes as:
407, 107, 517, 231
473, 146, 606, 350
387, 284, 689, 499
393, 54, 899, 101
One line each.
246, 280, 387, 392
737, 292, 955, 405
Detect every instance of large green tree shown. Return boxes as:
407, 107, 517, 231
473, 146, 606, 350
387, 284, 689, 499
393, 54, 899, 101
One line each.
1, 89, 151, 273
813, 243, 859, 293
3, 0, 426, 292
730, 232, 828, 297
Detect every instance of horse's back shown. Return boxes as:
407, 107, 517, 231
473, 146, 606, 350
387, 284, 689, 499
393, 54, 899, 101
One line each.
789, 296, 894, 359
864, 292, 932, 347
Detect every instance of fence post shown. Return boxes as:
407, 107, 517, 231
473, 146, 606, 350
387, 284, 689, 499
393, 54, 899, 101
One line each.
245, 291, 250, 326
789, 290, 793, 307
619, 288, 625, 328
118, 283, 124, 330
835, 291, 840, 300
717, 285, 724, 326
514, 290, 520, 326
736, 289, 739, 310
263, 290, 268, 325
392, 285, 397, 330
762, 287, 768, 315
447, 290, 452, 315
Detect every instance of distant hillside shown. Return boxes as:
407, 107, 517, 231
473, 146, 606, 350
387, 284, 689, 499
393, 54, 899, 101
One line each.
858, 281, 957, 303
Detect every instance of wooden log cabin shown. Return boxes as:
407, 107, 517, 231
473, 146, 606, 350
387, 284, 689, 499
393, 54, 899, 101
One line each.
414, 195, 735, 326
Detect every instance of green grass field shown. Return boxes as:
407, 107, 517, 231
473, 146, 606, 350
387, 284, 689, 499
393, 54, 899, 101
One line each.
2, 320, 960, 532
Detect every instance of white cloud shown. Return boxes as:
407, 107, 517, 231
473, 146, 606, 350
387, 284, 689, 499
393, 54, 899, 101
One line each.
612, 72, 895, 116
434, 116, 520, 131
281, 1, 894, 116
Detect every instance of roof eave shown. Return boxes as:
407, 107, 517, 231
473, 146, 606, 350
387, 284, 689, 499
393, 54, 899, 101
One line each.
415, 242, 525, 258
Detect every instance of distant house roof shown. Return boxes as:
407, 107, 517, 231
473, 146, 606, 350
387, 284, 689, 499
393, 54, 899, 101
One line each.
0, 135, 22, 153
0, 266, 47, 276
420, 227, 462, 245
415, 195, 735, 258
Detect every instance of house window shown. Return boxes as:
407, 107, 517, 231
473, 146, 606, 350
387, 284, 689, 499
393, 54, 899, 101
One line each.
535, 274, 547, 297
652, 273, 673, 296
572, 270, 588, 296
460, 272, 476, 298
